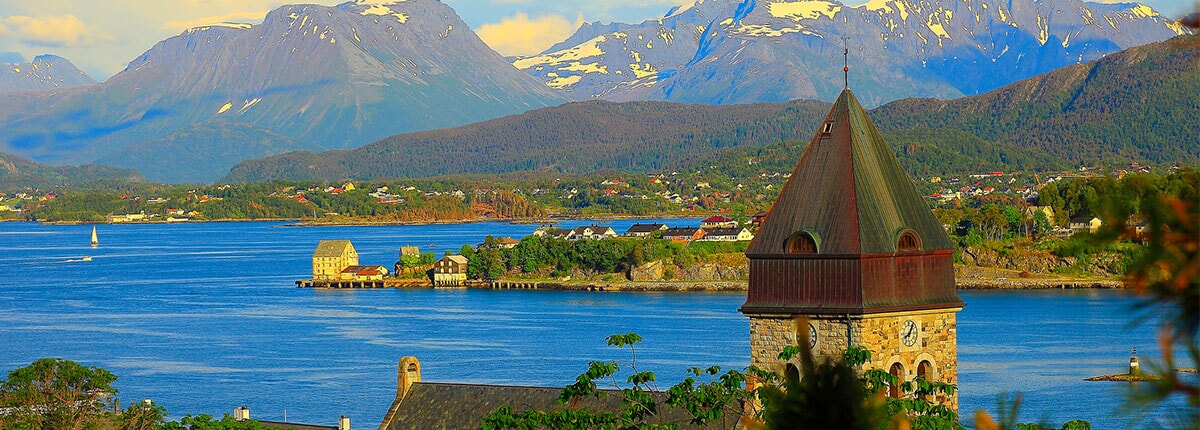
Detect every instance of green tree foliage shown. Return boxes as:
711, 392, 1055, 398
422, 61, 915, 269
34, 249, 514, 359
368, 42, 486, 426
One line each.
463, 236, 748, 280
0, 358, 118, 430
484, 329, 969, 430
1088, 168, 1198, 417
159, 414, 273, 430
120, 399, 169, 430
482, 333, 749, 430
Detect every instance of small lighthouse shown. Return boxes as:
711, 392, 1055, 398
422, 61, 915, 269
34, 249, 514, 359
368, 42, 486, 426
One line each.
1129, 347, 1140, 375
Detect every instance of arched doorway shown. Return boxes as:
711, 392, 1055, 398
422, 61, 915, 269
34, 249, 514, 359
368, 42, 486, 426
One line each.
889, 362, 904, 398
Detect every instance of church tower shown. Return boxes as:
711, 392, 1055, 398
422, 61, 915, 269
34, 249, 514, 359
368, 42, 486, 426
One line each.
741, 87, 962, 409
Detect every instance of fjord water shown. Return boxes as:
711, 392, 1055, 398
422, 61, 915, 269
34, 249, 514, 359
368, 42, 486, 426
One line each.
0, 221, 1191, 428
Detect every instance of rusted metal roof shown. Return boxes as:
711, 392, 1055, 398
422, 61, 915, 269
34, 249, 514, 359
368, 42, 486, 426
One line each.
747, 89, 952, 256
743, 88, 960, 314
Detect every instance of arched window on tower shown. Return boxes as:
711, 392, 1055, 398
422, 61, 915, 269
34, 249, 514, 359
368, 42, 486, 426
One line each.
916, 360, 936, 401
785, 230, 820, 254
888, 362, 904, 398
917, 360, 932, 381
897, 229, 921, 252
917, 360, 934, 401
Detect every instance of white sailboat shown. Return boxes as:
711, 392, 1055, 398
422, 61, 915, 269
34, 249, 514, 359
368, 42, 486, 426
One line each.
90, 225, 98, 248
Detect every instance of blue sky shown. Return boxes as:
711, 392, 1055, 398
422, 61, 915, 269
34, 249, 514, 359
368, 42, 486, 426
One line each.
0, 0, 1194, 81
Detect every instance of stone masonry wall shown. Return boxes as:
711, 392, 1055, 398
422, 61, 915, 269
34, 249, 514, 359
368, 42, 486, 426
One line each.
748, 309, 960, 411
858, 309, 959, 410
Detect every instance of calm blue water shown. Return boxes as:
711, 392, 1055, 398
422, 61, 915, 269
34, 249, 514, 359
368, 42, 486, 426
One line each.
0, 221, 1192, 428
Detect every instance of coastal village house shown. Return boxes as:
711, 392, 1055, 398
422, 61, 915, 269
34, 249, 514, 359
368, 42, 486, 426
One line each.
1068, 216, 1103, 234
377, 357, 724, 430
313, 240, 358, 280
662, 227, 705, 242
530, 225, 618, 241
339, 265, 389, 281
433, 255, 468, 287
700, 227, 754, 242
375, 85, 962, 428
700, 215, 737, 229
566, 225, 619, 240
624, 223, 669, 237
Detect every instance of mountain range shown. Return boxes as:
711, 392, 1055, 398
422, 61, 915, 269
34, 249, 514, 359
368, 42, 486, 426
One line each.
0, 0, 1191, 184
518, 0, 1188, 107
222, 34, 1199, 183
0, 55, 95, 92
0, 0, 569, 183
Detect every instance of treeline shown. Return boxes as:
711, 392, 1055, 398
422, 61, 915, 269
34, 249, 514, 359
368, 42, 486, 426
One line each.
931, 169, 1197, 274
870, 35, 1200, 166
0, 358, 274, 430
458, 235, 749, 280
0, 151, 144, 189
19, 180, 549, 223
1037, 169, 1198, 226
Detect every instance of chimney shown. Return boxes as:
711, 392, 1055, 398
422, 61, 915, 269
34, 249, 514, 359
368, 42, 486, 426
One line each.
398, 356, 421, 399
233, 406, 250, 421
339, 415, 351, 430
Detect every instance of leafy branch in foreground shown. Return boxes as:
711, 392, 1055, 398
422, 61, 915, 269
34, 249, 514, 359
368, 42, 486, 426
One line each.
483, 328, 969, 430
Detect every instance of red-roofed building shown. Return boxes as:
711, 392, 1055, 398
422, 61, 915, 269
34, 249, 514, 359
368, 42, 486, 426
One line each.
700, 215, 736, 228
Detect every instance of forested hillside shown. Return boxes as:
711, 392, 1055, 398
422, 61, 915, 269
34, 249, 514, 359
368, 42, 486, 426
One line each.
222, 100, 833, 182
224, 36, 1198, 184
870, 35, 1200, 165
0, 152, 143, 189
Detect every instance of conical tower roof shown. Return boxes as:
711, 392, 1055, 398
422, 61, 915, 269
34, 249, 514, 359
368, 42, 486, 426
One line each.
747, 88, 953, 256
742, 88, 959, 315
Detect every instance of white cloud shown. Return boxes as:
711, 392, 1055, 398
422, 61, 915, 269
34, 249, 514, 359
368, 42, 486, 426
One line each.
0, 14, 114, 47
476, 12, 584, 56
162, 10, 269, 32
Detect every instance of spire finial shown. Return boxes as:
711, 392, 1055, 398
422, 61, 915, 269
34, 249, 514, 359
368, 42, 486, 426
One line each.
841, 36, 850, 89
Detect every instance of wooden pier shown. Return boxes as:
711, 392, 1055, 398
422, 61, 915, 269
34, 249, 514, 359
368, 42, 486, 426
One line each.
296, 279, 431, 288
296, 279, 386, 288
490, 280, 541, 290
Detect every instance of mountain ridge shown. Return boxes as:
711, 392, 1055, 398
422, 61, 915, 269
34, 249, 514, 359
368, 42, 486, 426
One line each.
223, 34, 1199, 183
0, 0, 570, 183
516, 0, 1189, 107
0, 55, 95, 93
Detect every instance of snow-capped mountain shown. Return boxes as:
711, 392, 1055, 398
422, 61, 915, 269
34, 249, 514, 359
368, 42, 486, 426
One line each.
517, 0, 1189, 106
0, 55, 95, 93
0, 0, 571, 183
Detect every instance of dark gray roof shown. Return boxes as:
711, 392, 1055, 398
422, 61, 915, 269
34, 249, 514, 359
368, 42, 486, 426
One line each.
704, 227, 745, 237
625, 223, 668, 234
258, 420, 337, 430
663, 227, 702, 236
382, 382, 737, 430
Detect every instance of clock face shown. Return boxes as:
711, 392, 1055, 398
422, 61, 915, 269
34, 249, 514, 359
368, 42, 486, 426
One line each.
808, 323, 818, 349
901, 320, 918, 347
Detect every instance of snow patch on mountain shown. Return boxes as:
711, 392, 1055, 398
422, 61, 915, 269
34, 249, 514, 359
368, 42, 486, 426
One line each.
517, 0, 1191, 106
0, 54, 95, 93
769, 1, 841, 20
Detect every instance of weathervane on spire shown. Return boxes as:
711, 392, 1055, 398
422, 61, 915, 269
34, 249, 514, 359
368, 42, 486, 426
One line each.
841, 36, 851, 89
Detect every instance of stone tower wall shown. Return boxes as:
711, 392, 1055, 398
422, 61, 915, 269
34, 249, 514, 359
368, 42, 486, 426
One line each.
748, 308, 960, 410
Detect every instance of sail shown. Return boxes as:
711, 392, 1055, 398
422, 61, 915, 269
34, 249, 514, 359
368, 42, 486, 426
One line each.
91, 226, 98, 247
